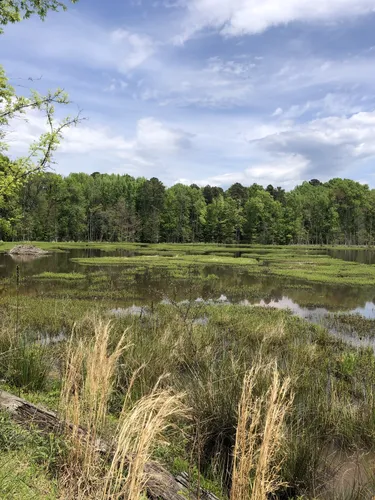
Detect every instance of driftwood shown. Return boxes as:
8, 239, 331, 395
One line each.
0, 389, 220, 500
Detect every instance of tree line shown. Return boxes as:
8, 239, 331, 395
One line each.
2, 160, 375, 245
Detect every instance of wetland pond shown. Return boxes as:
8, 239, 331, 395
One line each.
1, 246, 375, 348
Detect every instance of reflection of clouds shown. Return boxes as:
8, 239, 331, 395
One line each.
353, 302, 375, 319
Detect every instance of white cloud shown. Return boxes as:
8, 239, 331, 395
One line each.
110, 29, 155, 71
2, 15, 155, 74
179, 110, 375, 188
274, 93, 367, 120
187, 154, 308, 188
255, 110, 375, 179
245, 155, 309, 182
7, 110, 193, 173
272, 108, 283, 117
8, 106, 375, 188
138, 56, 261, 108
180, 0, 375, 39
136, 117, 193, 152
104, 78, 129, 93
136, 53, 375, 112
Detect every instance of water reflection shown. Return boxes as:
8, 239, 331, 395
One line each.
2, 248, 375, 349
249, 296, 375, 349
328, 248, 375, 265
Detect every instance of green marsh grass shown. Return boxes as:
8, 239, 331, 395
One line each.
1, 303, 375, 497
33, 272, 86, 281
2, 242, 375, 497
327, 313, 375, 338
0, 412, 58, 499
67, 244, 375, 286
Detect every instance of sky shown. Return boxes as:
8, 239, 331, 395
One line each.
3, 0, 375, 189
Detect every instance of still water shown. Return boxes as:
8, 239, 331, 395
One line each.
1, 248, 375, 347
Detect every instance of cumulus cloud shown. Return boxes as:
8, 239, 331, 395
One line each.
180, 0, 375, 39
184, 154, 309, 188
7, 110, 193, 173
58, 110, 375, 186
110, 29, 155, 71
136, 118, 193, 152
254, 110, 375, 178
179, 110, 375, 188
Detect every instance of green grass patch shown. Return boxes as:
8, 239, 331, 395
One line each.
72, 254, 258, 267
0, 412, 58, 499
0, 299, 375, 497
70, 248, 375, 286
33, 272, 86, 281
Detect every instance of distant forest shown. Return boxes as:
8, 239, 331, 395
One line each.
2, 161, 375, 245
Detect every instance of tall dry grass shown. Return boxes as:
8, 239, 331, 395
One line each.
60, 319, 127, 497
102, 381, 185, 499
231, 361, 293, 500
60, 320, 185, 500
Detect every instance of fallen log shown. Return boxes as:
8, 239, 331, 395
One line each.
0, 389, 220, 500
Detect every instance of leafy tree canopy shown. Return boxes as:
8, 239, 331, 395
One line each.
0, 0, 77, 31
0, 0, 81, 208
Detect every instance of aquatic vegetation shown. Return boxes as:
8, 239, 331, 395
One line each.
327, 313, 375, 338
71, 254, 258, 267
37, 243, 374, 286
1, 243, 375, 498
0, 297, 375, 498
33, 272, 86, 280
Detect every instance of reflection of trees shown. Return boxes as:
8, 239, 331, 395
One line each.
328, 249, 375, 265
286, 283, 373, 311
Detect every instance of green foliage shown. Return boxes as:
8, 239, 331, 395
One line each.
33, 272, 86, 280
0, 1, 81, 240
6, 341, 51, 391
0, 412, 58, 498
4, 172, 375, 245
0, 65, 81, 227
0, 328, 51, 391
0, 0, 77, 31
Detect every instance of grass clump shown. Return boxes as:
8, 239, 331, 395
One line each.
65, 243, 375, 286
72, 254, 258, 268
33, 272, 86, 281
60, 319, 186, 499
327, 313, 375, 338
0, 320, 51, 391
0, 451, 57, 499
6, 341, 50, 391
0, 412, 58, 499
231, 362, 293, 500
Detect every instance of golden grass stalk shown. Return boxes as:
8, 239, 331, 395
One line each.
231, 366, 262, 500
60, 319, 127, 495
60, 320, 185, 500
102, 379, 185, 499
231, 362, 293, 500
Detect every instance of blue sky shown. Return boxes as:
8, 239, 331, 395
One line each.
3, 0, 375, 188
